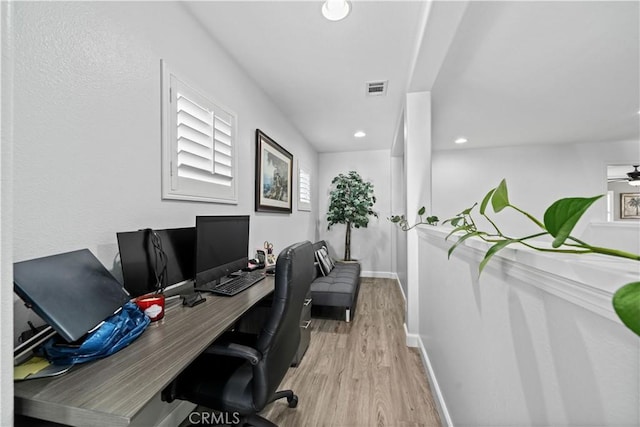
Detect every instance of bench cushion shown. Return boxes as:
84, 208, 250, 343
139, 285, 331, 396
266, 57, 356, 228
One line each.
310, 261, 360, 308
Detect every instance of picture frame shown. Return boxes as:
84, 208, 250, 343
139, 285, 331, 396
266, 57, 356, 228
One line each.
620, 193, 640, 219
255, 129, 293, 213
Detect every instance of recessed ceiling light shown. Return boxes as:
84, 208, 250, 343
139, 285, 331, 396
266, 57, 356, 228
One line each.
322, 0, 350, 21
354, 131, 366, 138
454, 137, 468, 144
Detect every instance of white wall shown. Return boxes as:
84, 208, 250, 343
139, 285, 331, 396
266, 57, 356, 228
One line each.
1, 1, 14, 424
317, 149, 392, 276
415, 139, 640, 425
404, 91, 432, 341
10, 1, 318, 342
432, 139, 640, 252
391, 155, 407, 298
417, 226, 640, 426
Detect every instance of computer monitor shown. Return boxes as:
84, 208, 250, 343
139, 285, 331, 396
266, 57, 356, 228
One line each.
195, 215, 250, 287
117, 227, 196, 298
13, 249, 131, 343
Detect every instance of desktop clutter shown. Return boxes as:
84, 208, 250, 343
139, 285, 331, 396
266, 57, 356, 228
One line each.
13, 215, 279, 380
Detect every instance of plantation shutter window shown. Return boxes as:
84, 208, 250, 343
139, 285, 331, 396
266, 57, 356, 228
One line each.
162, 61, 238, 204
298, 163, 312, 211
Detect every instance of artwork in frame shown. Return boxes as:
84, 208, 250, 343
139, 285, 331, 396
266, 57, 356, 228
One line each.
255, 129, 293, 213
620, 193, 640, 219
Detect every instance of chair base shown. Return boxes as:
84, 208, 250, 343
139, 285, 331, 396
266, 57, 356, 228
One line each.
174, 389, 298, 427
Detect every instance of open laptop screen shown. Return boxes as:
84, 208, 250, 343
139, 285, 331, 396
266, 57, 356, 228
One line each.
14, 249, 131, 343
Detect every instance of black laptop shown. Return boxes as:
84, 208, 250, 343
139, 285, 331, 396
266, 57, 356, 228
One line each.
14, 249, 131, 343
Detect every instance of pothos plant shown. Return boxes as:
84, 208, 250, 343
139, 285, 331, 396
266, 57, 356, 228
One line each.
390, 179, 640, 337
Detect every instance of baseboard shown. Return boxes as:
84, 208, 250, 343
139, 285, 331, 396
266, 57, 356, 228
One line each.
361, 271, 395, 279
394, 274, 407, 304
415, 336, 454, 427
403, 323, 419, 347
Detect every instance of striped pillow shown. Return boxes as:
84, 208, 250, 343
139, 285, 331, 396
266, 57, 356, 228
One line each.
315, 246, 333, 276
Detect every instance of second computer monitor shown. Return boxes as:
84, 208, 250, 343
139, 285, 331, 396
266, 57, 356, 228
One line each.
117, 227, 196, 297
195, 215, 250, 287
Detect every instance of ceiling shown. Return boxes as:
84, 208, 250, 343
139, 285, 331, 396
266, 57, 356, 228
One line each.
183, 1, 640, 154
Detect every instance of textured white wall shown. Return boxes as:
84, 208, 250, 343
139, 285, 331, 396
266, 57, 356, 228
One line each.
1, 1, 14, 423
10, 2, 318, 341
317, 149, 392, 275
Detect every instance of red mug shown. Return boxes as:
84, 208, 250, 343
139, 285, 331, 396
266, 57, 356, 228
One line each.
134, 294, 165, 321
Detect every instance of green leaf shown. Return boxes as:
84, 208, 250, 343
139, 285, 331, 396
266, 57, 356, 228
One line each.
450, 217, 461, 227
445, 225, 470, 241
461, 202, 478, 216
418, 206, 426, 216
448, 232, 481, 259
543, 195, 603, 248
479, 239, 517, 274
613, 282, 640, 337
491, 179, 510, 213
480, 188, 496, 215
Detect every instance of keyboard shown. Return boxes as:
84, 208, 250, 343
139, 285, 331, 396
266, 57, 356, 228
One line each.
196, 271, 266, 296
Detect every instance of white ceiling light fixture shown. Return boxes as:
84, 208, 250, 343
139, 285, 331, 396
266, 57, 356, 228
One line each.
454, 137, 468, 144
354, 131, 366, 138
322, 0, 351, 22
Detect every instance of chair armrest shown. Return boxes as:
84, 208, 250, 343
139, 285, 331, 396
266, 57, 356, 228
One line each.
204, 342, 262, 366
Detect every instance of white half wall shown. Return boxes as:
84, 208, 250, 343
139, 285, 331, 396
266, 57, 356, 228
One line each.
10, 1, 318, 343
417, 226, 640, 426
317, 149, 392, 275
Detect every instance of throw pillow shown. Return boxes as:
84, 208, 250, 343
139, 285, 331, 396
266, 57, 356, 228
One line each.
315, 247, 333, 276
323, 246, 336, 269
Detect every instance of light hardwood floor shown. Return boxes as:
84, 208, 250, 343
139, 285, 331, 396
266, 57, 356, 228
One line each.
260, 277, 442, 427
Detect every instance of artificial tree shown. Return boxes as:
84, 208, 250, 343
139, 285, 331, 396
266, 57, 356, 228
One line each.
327, 171, 377, 261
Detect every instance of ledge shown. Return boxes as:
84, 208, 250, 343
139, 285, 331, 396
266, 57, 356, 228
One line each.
416, 225, 640, 322
589, 221, 640, 228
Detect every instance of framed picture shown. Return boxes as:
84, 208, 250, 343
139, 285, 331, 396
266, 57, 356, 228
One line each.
255, 130, 293, 213
621, 193, 640, 219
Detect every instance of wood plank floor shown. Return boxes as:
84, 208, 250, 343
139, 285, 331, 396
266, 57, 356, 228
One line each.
260, 277, 442, 427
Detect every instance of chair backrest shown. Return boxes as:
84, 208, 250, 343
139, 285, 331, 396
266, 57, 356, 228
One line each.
253, 240, 313, 408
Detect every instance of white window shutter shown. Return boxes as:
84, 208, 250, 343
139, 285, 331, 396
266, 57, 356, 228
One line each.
161, 61, 237, 204
298, 163, 312, 211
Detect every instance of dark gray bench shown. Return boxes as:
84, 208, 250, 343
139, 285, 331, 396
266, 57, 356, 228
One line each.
310, 240, 361, 322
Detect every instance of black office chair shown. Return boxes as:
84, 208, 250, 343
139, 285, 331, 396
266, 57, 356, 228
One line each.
163, 241, 314, 427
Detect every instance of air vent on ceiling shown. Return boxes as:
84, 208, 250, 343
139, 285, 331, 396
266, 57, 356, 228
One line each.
366, 80, 388, 97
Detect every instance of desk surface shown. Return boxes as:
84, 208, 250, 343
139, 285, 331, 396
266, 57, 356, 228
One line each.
14, 277, 274, 427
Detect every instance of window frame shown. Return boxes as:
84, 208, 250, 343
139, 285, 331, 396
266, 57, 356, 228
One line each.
161, 60, 238, 204
297, 161, 312, 211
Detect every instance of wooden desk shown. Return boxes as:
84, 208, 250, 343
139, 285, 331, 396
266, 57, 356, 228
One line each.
14, 277, 274, 427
